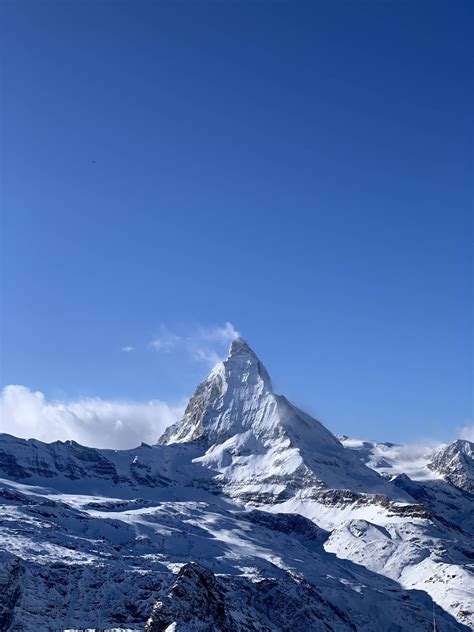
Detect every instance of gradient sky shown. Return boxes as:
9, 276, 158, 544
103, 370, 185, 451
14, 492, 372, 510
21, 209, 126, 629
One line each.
1, 0, 472, 444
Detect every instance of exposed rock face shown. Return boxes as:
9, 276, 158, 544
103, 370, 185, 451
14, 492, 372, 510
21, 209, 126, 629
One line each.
0, 557, 23, 631
145, 561, 432, 632
0, 433, 216, 492
145, 562, 239, 632
428, 440, 474, 494
0, 437, 120, 481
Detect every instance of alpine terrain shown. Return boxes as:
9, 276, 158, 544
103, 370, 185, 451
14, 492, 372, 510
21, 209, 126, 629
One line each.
0, 339, 472, 631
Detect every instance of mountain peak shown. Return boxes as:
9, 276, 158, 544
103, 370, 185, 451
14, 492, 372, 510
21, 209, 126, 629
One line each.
428, 439, 474, 493
158, 337, 400, 499
228, 336, 257, 358
225, 336, 272, 389
158, 339, 273, 445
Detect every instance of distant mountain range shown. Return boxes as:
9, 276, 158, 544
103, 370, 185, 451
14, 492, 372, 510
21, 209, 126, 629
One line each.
0, 339, 472, 631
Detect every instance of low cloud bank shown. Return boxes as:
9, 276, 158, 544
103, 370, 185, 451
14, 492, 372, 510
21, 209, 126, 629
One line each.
1, 381, 470, 452
0, 384, 184, 449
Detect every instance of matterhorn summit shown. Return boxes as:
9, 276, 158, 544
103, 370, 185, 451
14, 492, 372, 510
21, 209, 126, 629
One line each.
160, 338, 405, 502
159, 337, 275, 445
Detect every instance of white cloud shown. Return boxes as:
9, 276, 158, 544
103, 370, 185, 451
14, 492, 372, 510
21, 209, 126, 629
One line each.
197, 322, 240, 344
150, 321, 240, 366
121, 345, 134, 352
150, 326, 182, 352
459, 423, 474, 442
190, 347, 221, 365
340, 435, 444, 479
0, 385, 184, 449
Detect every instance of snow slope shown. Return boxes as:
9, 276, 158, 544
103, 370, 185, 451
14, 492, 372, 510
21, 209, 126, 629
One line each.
0, 338, 472, 630
0, 476, 467, 632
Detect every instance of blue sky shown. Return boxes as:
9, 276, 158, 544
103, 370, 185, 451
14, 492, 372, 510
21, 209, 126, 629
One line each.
1, 0, 472, 446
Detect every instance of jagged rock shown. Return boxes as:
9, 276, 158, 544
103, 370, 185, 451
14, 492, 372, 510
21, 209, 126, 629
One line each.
428, 440, 474, 494
145, 562, 240, 632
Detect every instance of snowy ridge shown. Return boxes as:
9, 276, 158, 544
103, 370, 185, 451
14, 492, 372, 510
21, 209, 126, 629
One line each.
0, 339, 472, 630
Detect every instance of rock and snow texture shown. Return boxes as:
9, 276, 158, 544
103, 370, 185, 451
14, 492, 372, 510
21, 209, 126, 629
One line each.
338, 436, 474, 493
1, 477, 461, 632
143, 559, 451, 632
160, 338, 402, 502
337, 435, 440, 481
0, 338, 472, 631
428, 440, 474, 494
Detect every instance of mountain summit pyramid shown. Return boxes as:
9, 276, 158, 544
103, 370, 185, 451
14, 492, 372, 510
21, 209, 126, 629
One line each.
159, 338, 402, 501
159, 336, 280, 445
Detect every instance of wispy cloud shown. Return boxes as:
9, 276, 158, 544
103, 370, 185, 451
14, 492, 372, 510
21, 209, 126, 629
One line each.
459, 422, 474, 442
0, 385, 184, 449
150, 325, 182, 352
197, 322, 240, 344
190, 347, 221, 365
121, 345, 135, 352
149, 322, 240, 366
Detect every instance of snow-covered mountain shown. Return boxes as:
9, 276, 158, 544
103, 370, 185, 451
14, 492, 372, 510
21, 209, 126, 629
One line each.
428, 440, 474, 494
0, 339, 472, 631
337, 435, 439, 481
160, 338, 405, 502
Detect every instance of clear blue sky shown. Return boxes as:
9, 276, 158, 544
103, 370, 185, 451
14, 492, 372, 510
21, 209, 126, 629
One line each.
2, 0, 472, 443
